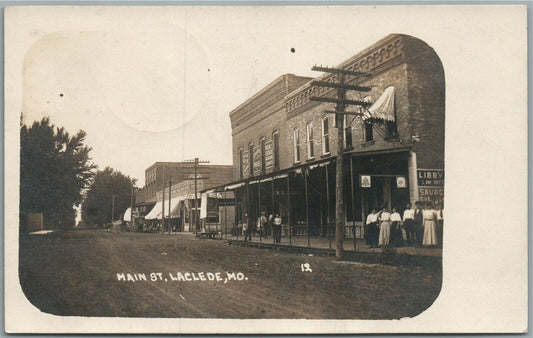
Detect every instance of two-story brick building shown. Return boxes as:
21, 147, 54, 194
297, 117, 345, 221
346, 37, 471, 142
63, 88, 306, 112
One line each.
213, 33, 444, 238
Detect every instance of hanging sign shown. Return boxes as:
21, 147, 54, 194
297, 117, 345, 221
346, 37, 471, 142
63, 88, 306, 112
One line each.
396, 176, 407, 188
360, 175, 371, 188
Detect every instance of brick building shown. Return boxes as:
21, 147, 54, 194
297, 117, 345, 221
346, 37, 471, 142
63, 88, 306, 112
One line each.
143, 162, 233, 232
212, 34, 444, 238
144, 162, 233, 203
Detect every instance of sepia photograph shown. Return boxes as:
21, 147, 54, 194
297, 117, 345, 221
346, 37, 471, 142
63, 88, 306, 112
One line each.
4, 5, 527, 334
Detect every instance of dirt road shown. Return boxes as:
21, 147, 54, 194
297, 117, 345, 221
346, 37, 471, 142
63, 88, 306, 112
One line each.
19, 230, 441, 319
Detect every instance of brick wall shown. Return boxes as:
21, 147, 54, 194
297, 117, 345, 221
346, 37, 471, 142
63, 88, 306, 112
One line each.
229, 34, 444, 179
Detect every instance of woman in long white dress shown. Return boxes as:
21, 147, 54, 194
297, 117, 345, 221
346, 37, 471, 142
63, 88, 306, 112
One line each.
422, 202, 438, 246
378, 206, 391, 247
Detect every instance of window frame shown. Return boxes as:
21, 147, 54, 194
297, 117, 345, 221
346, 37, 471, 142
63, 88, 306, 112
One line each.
293, 128, 301, 163
306, 122, 314, 160
321, 116, 330, 155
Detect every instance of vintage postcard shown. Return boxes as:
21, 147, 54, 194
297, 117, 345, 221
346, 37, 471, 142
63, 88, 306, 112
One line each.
4, 5, 527, 334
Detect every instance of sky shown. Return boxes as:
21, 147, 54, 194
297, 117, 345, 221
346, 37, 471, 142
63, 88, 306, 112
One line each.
12, 6, 424, 187
8, 6, 525, 189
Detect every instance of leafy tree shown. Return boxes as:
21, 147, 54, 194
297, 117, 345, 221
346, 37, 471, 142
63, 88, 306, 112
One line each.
20, 117, 96, 231
81, 167, 136, 227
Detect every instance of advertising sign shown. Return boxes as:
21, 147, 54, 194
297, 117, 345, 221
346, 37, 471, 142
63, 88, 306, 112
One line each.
417, 169, 444, 186
360, 175, 371, 188
253, 146, 262, 175
264, 140, 273, 170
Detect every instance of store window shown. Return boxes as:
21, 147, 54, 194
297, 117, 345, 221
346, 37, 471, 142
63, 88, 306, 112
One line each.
306, 122, 314, 159
260, 137, 266, 174
322, 116, 330, 154
293, 128, 300, 163
248, 143, 254, 176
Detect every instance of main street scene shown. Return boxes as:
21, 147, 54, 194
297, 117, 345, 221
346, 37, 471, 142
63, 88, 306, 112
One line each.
17, 8, 444, 321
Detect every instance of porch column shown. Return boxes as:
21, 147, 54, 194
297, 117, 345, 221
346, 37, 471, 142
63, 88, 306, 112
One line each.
408, 151, 419, 203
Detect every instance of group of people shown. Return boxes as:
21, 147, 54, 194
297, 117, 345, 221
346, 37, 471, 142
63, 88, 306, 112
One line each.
242, 212, 283, 243
365, 201, 443, 248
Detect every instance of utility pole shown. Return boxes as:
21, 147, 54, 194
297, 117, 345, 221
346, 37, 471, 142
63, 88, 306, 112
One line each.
182, 158, 210, 236
130, 185, 135, 232
161, 167, 165, 234
168, 178, 172, 235
311, 65, 371, 259
111, 194, 117, 223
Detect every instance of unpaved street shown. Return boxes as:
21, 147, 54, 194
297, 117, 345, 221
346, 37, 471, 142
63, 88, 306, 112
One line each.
19, 230, 441, 319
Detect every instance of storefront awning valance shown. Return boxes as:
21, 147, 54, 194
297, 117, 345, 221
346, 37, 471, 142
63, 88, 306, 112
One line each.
367, 86, 395, 122
225, 182, 245, 190
145, 202, 162, 220
122, 207, 131, 221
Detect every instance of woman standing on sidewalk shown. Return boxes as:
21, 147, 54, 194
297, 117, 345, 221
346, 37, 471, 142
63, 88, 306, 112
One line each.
365, 209, 379, 248
378, 206, 391, 247
272, 213, 282, 243
422, 202, 438, 246
390, 207, 403, 246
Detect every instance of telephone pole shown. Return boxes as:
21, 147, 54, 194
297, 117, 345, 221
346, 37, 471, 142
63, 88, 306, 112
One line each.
182, 158, 210, 236
168, 177, 172, 235
311, 65, 371, 259
111, 194, 117, 223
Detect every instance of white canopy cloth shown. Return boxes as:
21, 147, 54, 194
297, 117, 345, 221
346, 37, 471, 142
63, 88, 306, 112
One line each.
367, 86, 395, 122
144, 202, 162, 220
122, 207, 131, 221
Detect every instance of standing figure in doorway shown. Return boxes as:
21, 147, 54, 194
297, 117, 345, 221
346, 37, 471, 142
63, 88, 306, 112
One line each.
365, 209, 379, 248
390, 207, 403, 246
378, 206, 391, 247
273, 213, 282, 243
422, 202, 438, 246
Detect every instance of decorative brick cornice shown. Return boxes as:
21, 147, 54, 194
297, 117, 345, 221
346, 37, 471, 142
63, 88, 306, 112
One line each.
285, 36, 404, 115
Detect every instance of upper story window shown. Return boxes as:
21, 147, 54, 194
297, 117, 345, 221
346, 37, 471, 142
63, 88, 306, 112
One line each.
364, 121, 374, 143
238, 147, 244, 179
272, 131, 280, 170
321, 116, 330, 154
259, 137, 266, 174
248, 143, 254, 176
306, 122, 314, 159
385, 120, 398, 137
344, 115, 353, 148
293, 128, 300, 163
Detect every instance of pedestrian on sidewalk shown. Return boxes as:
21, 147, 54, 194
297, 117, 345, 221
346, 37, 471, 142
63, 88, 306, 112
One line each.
435, 202, 444, 248
422, 202, 438, 247
402, 203, 415, 245
273, 213, 282, 243
378, 206, 391, 247
365, 209, 379, 248
243, 214, 251, 242
390, 207, 403, 246
414, 201, 424, 246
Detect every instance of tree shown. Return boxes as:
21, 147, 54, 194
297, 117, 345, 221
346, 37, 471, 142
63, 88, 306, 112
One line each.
81, 167, 136, 228
20, 117, 96, 231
